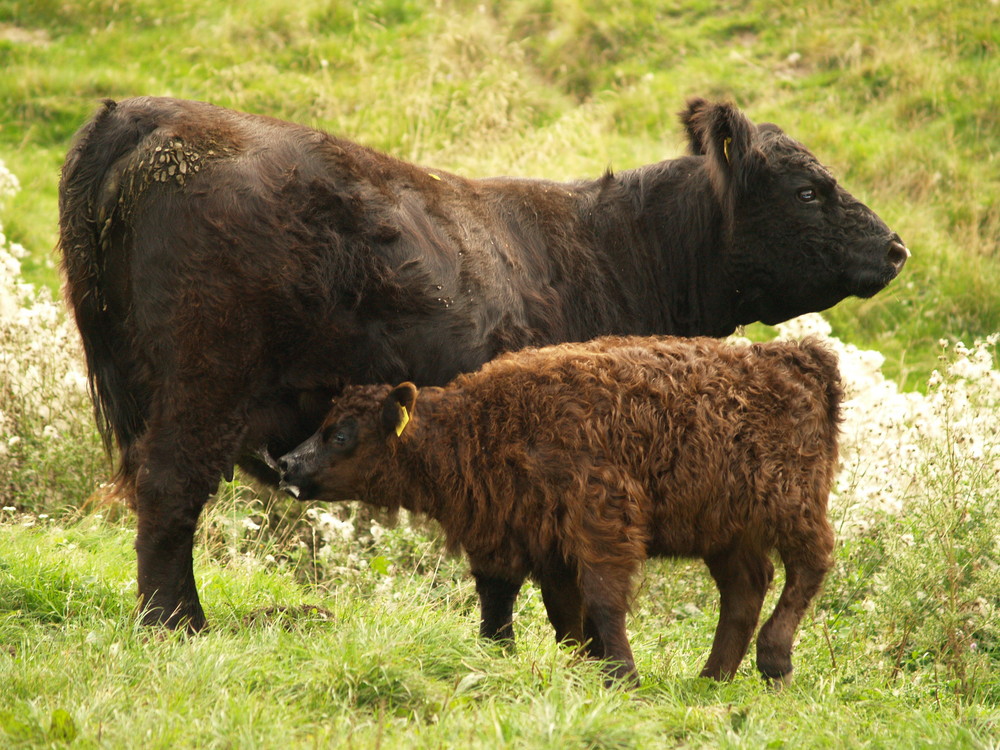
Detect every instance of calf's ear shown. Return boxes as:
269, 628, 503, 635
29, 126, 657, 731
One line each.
680, 99, 761, 197
381, 382, 419, 438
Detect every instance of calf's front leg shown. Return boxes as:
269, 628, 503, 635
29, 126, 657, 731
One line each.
474, 573, 523, 644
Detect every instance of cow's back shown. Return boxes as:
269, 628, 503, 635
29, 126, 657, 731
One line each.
59, 97, 571, 474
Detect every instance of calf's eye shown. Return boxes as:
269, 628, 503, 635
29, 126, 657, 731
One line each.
322, 421, 355, 448
797, 188, 817, 203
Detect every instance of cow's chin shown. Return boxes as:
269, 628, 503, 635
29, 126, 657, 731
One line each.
847, 265, 900, 300
752, 290, 843, 328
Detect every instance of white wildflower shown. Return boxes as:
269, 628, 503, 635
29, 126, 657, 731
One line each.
0, 159, 19, 200
774, 313, 999, 534
305, 508, 355, 543
2, 159, 103, 511
774, 311, 833, 340
62, 369, 89, 393
241, 517, 261, 532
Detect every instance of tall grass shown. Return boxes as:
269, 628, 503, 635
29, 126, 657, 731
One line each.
0, 159, 106, 514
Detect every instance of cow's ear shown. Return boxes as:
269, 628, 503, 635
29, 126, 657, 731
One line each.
682, 99, 762, 196
679, 97, 712, 155
381, 382, 419, 438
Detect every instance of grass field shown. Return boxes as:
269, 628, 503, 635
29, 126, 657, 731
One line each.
1, 0, 998, 746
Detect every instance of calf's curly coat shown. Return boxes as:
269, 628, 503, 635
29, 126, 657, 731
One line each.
278, 335, 842, 685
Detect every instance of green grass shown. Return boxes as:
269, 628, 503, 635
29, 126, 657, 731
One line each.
2, 480, 998, 748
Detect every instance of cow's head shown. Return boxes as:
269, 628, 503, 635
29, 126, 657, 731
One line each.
277, 383, 419, 502
681, 98, 908, 326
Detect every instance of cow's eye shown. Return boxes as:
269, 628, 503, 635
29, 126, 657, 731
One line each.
797, 188, 817, 203
333, 430, 349, 446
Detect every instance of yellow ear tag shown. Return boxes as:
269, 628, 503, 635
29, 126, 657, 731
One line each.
395, 404, 411, 437
723, 137, 732, 164
428, 172, 441, 181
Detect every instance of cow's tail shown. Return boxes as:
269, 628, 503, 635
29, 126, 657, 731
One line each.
58, 99, 154, 492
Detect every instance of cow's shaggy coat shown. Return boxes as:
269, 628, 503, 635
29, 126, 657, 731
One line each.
59, 96, 899, 629
278, 335, 843, 686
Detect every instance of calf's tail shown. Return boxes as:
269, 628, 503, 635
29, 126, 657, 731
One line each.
798, 337, 845, 429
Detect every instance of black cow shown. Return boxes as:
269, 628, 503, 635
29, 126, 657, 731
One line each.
58, 96, 907, 630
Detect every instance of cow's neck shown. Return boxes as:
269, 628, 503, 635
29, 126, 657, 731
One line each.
578, 158, 740, 338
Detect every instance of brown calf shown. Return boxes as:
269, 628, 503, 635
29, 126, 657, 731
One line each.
278, 335, 842, 686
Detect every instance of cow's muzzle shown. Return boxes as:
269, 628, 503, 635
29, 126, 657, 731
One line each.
887, 235, 910, 276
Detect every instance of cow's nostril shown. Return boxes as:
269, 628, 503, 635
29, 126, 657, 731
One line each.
887, 240, 910, 272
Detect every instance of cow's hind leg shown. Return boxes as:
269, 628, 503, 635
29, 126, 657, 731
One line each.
133, 390, 249, 631
701, 546, 773, 680
756, 520, 834, 684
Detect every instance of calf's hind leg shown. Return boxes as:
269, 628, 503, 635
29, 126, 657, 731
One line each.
756, 522, 834, 684
578, 564, 639, 687
701, 546, 774, 680
538, 562, 585, 646
539, 566, 615, 661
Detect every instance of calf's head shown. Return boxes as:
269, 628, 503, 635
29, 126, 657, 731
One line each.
681, 98, 909, 326
277, 383, 419, 502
